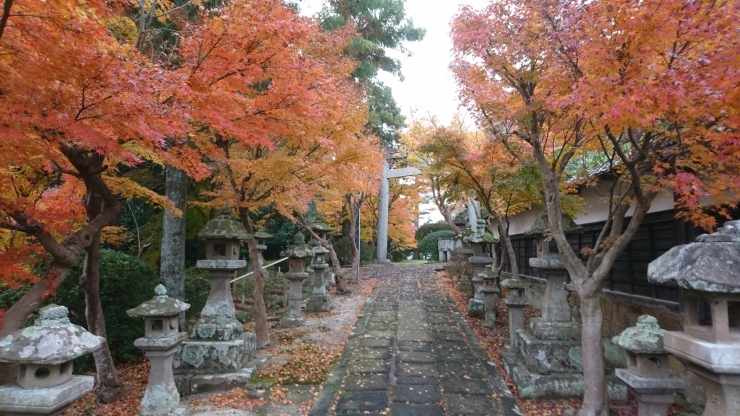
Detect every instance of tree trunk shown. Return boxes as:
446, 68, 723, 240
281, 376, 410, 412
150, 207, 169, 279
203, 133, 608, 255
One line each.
326, 241, 351, 294
348, 195, 362, 283
578, 290, 608, 416
160, 164, 187, 330
80, 191, 125, 403
0, 145, 122, 384
494, 217, 518, 279
239, 210, 269, 349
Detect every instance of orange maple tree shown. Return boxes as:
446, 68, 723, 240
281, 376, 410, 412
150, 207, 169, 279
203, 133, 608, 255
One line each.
0, 0, 207, 395
177, 0, 375, 348
452, 0, 740, 414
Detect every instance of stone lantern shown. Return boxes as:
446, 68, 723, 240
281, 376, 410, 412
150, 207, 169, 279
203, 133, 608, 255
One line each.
306, 223, 333, 313
613, 315, 684, 416
192, 206, 249, 341
501, 276, 530, 344
480, 265, 501, 327
525, 212, 583, 340
502, 212, 624, 399
249, 229, 272, 268
128, 285, 190, 416
0, 304, 104, 415
456, 224, 476, 291
173, 207, 256, 395
648, 220, 740, 416
464, 220, 496, 317
280, 232, 313, 328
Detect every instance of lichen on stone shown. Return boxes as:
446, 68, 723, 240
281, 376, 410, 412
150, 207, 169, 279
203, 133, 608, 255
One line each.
613, 314, 665, 353
140, 384, 179, 416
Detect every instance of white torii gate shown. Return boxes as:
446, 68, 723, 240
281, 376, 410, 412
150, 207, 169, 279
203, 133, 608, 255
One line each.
375, 154, 421, 264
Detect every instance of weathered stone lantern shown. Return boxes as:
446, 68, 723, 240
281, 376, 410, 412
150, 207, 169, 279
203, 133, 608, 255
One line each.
128, 285, 190, 416
613, 315, 684, 416
525, 212, 583, 340
501, 275, 531, 344
193, 206, 248, 341
306, 223, 333, 313
280, 232, 313, 328
648, 220, 740, 416
480, 265, 501, 327
502, 212, 624, 399
173, 207, 256, 395
249, 229, 272, 268
0, 304, 103, 415
456, 224, 476, 291
464, 219, 496, 318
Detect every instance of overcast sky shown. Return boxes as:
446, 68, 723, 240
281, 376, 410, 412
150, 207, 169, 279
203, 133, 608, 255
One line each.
299, 0, 491, 224
299, 0, 490, 125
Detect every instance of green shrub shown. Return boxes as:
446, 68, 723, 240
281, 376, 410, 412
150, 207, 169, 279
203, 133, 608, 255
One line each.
419, 230, 456, 261
55, 249, 159, 365
332, 237, 372, 266
414, 221, 452, 244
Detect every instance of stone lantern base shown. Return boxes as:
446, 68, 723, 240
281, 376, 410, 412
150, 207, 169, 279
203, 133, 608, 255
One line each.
306, 294, 333, 313
615, 369, 684, 416
500, 354, 627, 400
467, 297, 485, 318
501, 327, 627, 400
0, 376, 93, 416
173, 333, 257, 395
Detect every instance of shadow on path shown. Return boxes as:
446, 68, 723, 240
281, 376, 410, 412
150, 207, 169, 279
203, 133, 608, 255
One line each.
309, 263, 521, 416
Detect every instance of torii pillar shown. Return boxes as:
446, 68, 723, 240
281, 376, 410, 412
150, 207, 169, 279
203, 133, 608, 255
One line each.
375, 155, 421, 264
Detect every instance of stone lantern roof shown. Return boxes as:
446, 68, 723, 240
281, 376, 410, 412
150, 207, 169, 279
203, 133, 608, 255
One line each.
127, 285, 190, 318
247, 230, 272, 240
310, 223, 334, 233
524, 212, 584, 236
280, 232, 313, 258
463, 232, 499, 244
313, 244, 330, 255
198, 207, 250, 240
0, 305, 103, 365
613, 315, 665, 353
648, 220, 740, 293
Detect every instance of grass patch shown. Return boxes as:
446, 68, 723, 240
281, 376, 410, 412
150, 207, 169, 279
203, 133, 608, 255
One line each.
392, 259, 430, 265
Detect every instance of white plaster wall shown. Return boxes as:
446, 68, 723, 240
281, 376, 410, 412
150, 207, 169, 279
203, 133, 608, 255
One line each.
493, 180, 675, 238
574, 180, 674, 225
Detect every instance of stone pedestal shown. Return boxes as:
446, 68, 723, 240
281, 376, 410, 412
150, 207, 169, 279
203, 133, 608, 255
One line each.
648, 220, 740, 416
279, 233, 313, 328
502, 277, 530, 344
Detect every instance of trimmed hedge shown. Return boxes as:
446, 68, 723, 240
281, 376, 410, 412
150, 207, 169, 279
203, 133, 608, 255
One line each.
419, 230, 456, 261
55, 249, 159, 365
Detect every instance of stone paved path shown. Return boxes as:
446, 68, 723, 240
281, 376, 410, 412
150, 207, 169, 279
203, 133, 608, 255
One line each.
309, 264, 520, 416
